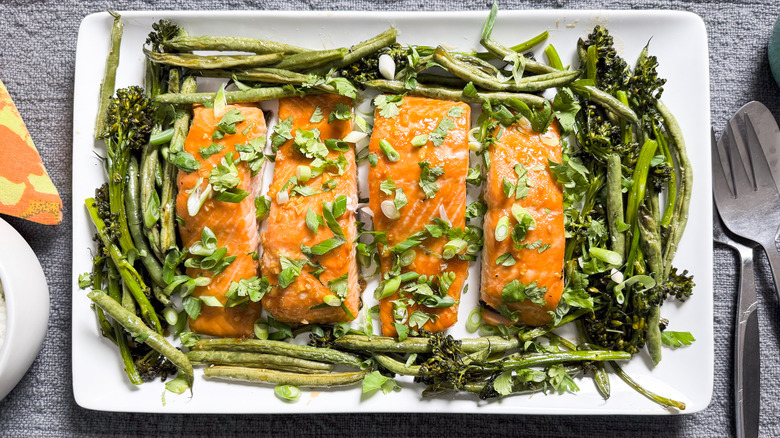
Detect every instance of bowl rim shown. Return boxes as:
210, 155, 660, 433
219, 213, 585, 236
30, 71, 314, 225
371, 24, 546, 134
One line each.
0, 258, 8, 360
0, 217, 50, 401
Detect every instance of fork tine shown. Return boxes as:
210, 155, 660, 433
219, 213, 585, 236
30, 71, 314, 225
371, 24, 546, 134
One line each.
743, 111, 779, 192
712, 128, 735, 203
728, 115, 754, 187
726, 121, 755, 197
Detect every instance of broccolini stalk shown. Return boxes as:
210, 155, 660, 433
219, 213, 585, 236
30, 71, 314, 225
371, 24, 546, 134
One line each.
88, 290, 193, 390
86, 196, 163, 334
106, 259, 143, 385
100, 86, 157, 259
610, 362, 685, 410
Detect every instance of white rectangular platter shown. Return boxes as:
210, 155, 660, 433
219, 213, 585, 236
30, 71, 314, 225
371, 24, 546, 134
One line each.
72, 9, 712, 414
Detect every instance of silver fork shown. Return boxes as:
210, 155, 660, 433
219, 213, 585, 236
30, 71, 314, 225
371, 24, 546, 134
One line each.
712, 114, 780, 303
713, 199, 760, 438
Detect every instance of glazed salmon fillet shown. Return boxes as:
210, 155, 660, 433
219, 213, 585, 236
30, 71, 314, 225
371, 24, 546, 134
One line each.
369, 96, 470, 336
261, 95, 359, 324
480, 120, 565, 326
176, 104, 266, 337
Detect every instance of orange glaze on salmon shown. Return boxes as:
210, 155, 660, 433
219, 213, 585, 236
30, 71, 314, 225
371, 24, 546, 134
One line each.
480, 120, 564, 326
176, 104, 266, 337
369, 96, 470, 336
261, 95, 359, 324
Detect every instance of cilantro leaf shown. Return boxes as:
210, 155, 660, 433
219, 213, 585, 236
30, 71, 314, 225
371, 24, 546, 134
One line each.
278, 256, 306, 289
552, 87, 581, 134
465, 201, 487, 219
380, 178, 397, 195
462, 82, 479, 98
561, 287, 594, 309
500, 280, 547, 307
393, 187, 407, 210
429, 117, 456, 147
306, 207, 322, 234
328, 102, 352, 123
493, 371, 514, 396
270, 117, 294, 151
209, 153, 241, 192
418, 160, 444, 199
326, 77, 358, 99
495, 252, 516, 266
255, 196, 271, 221
302, 236, 346, 256
547, 364, 579, 394
394, 322, 410, 341
235, 137, 267, 175
362, 370, 400, 394
293, 128, 329, 159
447, 106, 464, 118
309, 106, 324, 123
199, 143, 224, 159
182, 296, 202, 321
661, 331, 696, 348
374, 94, 404, 119
408, 310, 433, 329
217, 108, 245, 135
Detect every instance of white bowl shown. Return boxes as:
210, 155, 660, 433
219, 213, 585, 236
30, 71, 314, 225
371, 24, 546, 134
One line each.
0, 217, 50, 401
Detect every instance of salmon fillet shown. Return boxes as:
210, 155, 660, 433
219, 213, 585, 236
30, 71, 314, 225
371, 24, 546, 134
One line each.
261, 95, 359, 324
176, 104, 266, 337
369, 96, 470, 336
480, 120, 565, 326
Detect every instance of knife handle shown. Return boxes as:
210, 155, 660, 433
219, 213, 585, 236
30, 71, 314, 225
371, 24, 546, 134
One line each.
735, 253, 760, 438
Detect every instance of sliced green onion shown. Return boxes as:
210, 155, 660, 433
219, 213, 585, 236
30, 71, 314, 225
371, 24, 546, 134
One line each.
511, 204, 530, 223
200, 295, 223, 307
399, 249, 416, 267
276, 189, 289, 205
378, 139, 400, 162
469, 141, 482, 152
381, 200, 400, 220
544, 44, 564, 71
275, 384, 301, 402
296, 165, 312, 182
589, 247, 623, 266
187, 182, 212, 217
150, 128, 175, 146
323, 295, 341, 307
442, 238, 468, 259
343, 131, 368, 143
495, 216, 510, 241
411, 134, 429, 147
376, 275, 401, 300
163, 307, 178, 325
213, 83, 228, 116
354, 114, 369, 133
466, 308, 482, 333
254, 321, 269, 340
193, 276, 212, 287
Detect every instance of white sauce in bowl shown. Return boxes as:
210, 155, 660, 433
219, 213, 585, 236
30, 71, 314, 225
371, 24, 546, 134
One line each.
0, 281, 5, 351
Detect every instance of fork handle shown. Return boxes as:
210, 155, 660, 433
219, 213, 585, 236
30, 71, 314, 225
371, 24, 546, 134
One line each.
735, 251, 760, 438
761, 240, 780, 304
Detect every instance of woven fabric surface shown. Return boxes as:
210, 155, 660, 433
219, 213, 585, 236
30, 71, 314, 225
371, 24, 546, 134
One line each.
1, 0, 779, 436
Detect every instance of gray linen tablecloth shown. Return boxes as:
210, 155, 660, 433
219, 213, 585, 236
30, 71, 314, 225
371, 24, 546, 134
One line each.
1, 0, 778, 436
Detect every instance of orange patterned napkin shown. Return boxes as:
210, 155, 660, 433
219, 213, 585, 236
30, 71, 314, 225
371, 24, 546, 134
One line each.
0, 79, 62, 225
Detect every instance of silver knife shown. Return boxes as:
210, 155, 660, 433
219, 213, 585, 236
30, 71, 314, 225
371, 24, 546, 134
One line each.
713, 129, 761, 438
